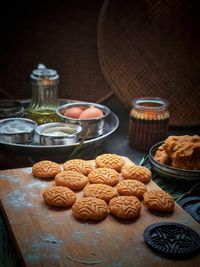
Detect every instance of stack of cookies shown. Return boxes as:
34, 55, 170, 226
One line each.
32, 153, 175, 221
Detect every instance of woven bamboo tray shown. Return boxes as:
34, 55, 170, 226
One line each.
98, 0, 200, 127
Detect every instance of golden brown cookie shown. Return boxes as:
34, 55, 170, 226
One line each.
88, 168, 119, 186
83, 184, 118, 202
121, 165, 151, 184
116, 179, 147, 199
109, 196, 141, 219
63, 159, 93, 176
55, 170, 88, 191
72, 197, 108, 220
143, 190, 175, 213
32, 160, 61, 179
95, 153, 125, 172
42, 186, 76, 207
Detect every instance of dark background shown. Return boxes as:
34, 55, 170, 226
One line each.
0, 0, 111, 101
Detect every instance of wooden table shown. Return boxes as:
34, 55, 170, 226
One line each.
0, 159, 200, 267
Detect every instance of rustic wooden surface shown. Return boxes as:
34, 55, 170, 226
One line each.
0, 158, 200, 267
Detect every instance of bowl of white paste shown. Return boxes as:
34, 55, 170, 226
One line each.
35, 122, 82, 145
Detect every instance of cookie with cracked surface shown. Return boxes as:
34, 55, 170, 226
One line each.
109, 196, 142, 219
43, 186, 76, 207
88, 167, 119, 186
72, 197, 108, 220
83, 184, 118, 202
55, 170, 88, 191
143, 190, 175, 213
121, 165, 151, 184
63, 159, 93, 176
116, 179, 147, 199
95, 153, 125, 172
32, 160, 61, 179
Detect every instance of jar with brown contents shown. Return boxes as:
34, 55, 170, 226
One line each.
129, 97, 169, 151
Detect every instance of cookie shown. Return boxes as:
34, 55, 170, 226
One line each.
88, 168, 119, 186
95, 153, 125, 172
116, 179, 147, 199
42, 186, 76, 207
63, 159, 93, 176
83, 184, 118, 202
121, 165, 151, 184
32, 160, 61, 179
55, 170, 88, 191
143, 190, 175, 213
109, 196, 141, 219
72, 197, 108, 220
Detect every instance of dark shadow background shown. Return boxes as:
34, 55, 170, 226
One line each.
0, 0, 111, 101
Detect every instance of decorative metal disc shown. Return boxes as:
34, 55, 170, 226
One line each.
144, 222, 200, 258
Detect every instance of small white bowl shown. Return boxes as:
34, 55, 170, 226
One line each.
56, 102, 110, 139
35, 122, 82, 145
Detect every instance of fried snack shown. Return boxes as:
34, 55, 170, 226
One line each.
63, 159, 93, 175
121, 165, 152, 184
154, 135, 200, 170
116, 179, 147, 199
88, 167, 119, 186
32, 160, 61, 179
83, 184, 118, 202
153, 144, 171, 165
43, 186, 76, 207
72, 197, 108, 220
95, 153, 125, 172
109, 196, 141, 219
55, 171, 88, 191
143, 190, 174, 213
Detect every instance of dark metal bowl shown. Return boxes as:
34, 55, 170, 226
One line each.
0, 99, 24, 119
149, 141, 200, 181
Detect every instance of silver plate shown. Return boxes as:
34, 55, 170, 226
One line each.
149, 141, 200, 181
0, 100, 119, 161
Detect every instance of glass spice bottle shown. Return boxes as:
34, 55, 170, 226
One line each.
27, 64, 60, 125
128, 97, 169, 151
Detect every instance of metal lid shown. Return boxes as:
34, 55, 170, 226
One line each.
31, 64, 59, 81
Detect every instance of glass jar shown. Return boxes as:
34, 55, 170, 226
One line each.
128, 97, 169, 151
27, 64, 60, 124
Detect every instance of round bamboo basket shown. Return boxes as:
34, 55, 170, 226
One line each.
98, 0, 200, 127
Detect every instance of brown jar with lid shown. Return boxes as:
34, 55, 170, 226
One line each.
129, 97, 169, 151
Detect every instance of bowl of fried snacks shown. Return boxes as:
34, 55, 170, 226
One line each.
149, 135, 200, 180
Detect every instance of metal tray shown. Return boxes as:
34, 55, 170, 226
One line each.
0, 100, 119, 164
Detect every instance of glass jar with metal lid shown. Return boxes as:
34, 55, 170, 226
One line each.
128, 97, 170, 151
27, 64, 60, 124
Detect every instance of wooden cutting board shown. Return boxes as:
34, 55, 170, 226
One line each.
0, 158, 200, 267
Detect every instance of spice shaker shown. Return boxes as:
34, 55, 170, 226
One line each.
27, 64, 60, 124
128, 97, 169, 151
